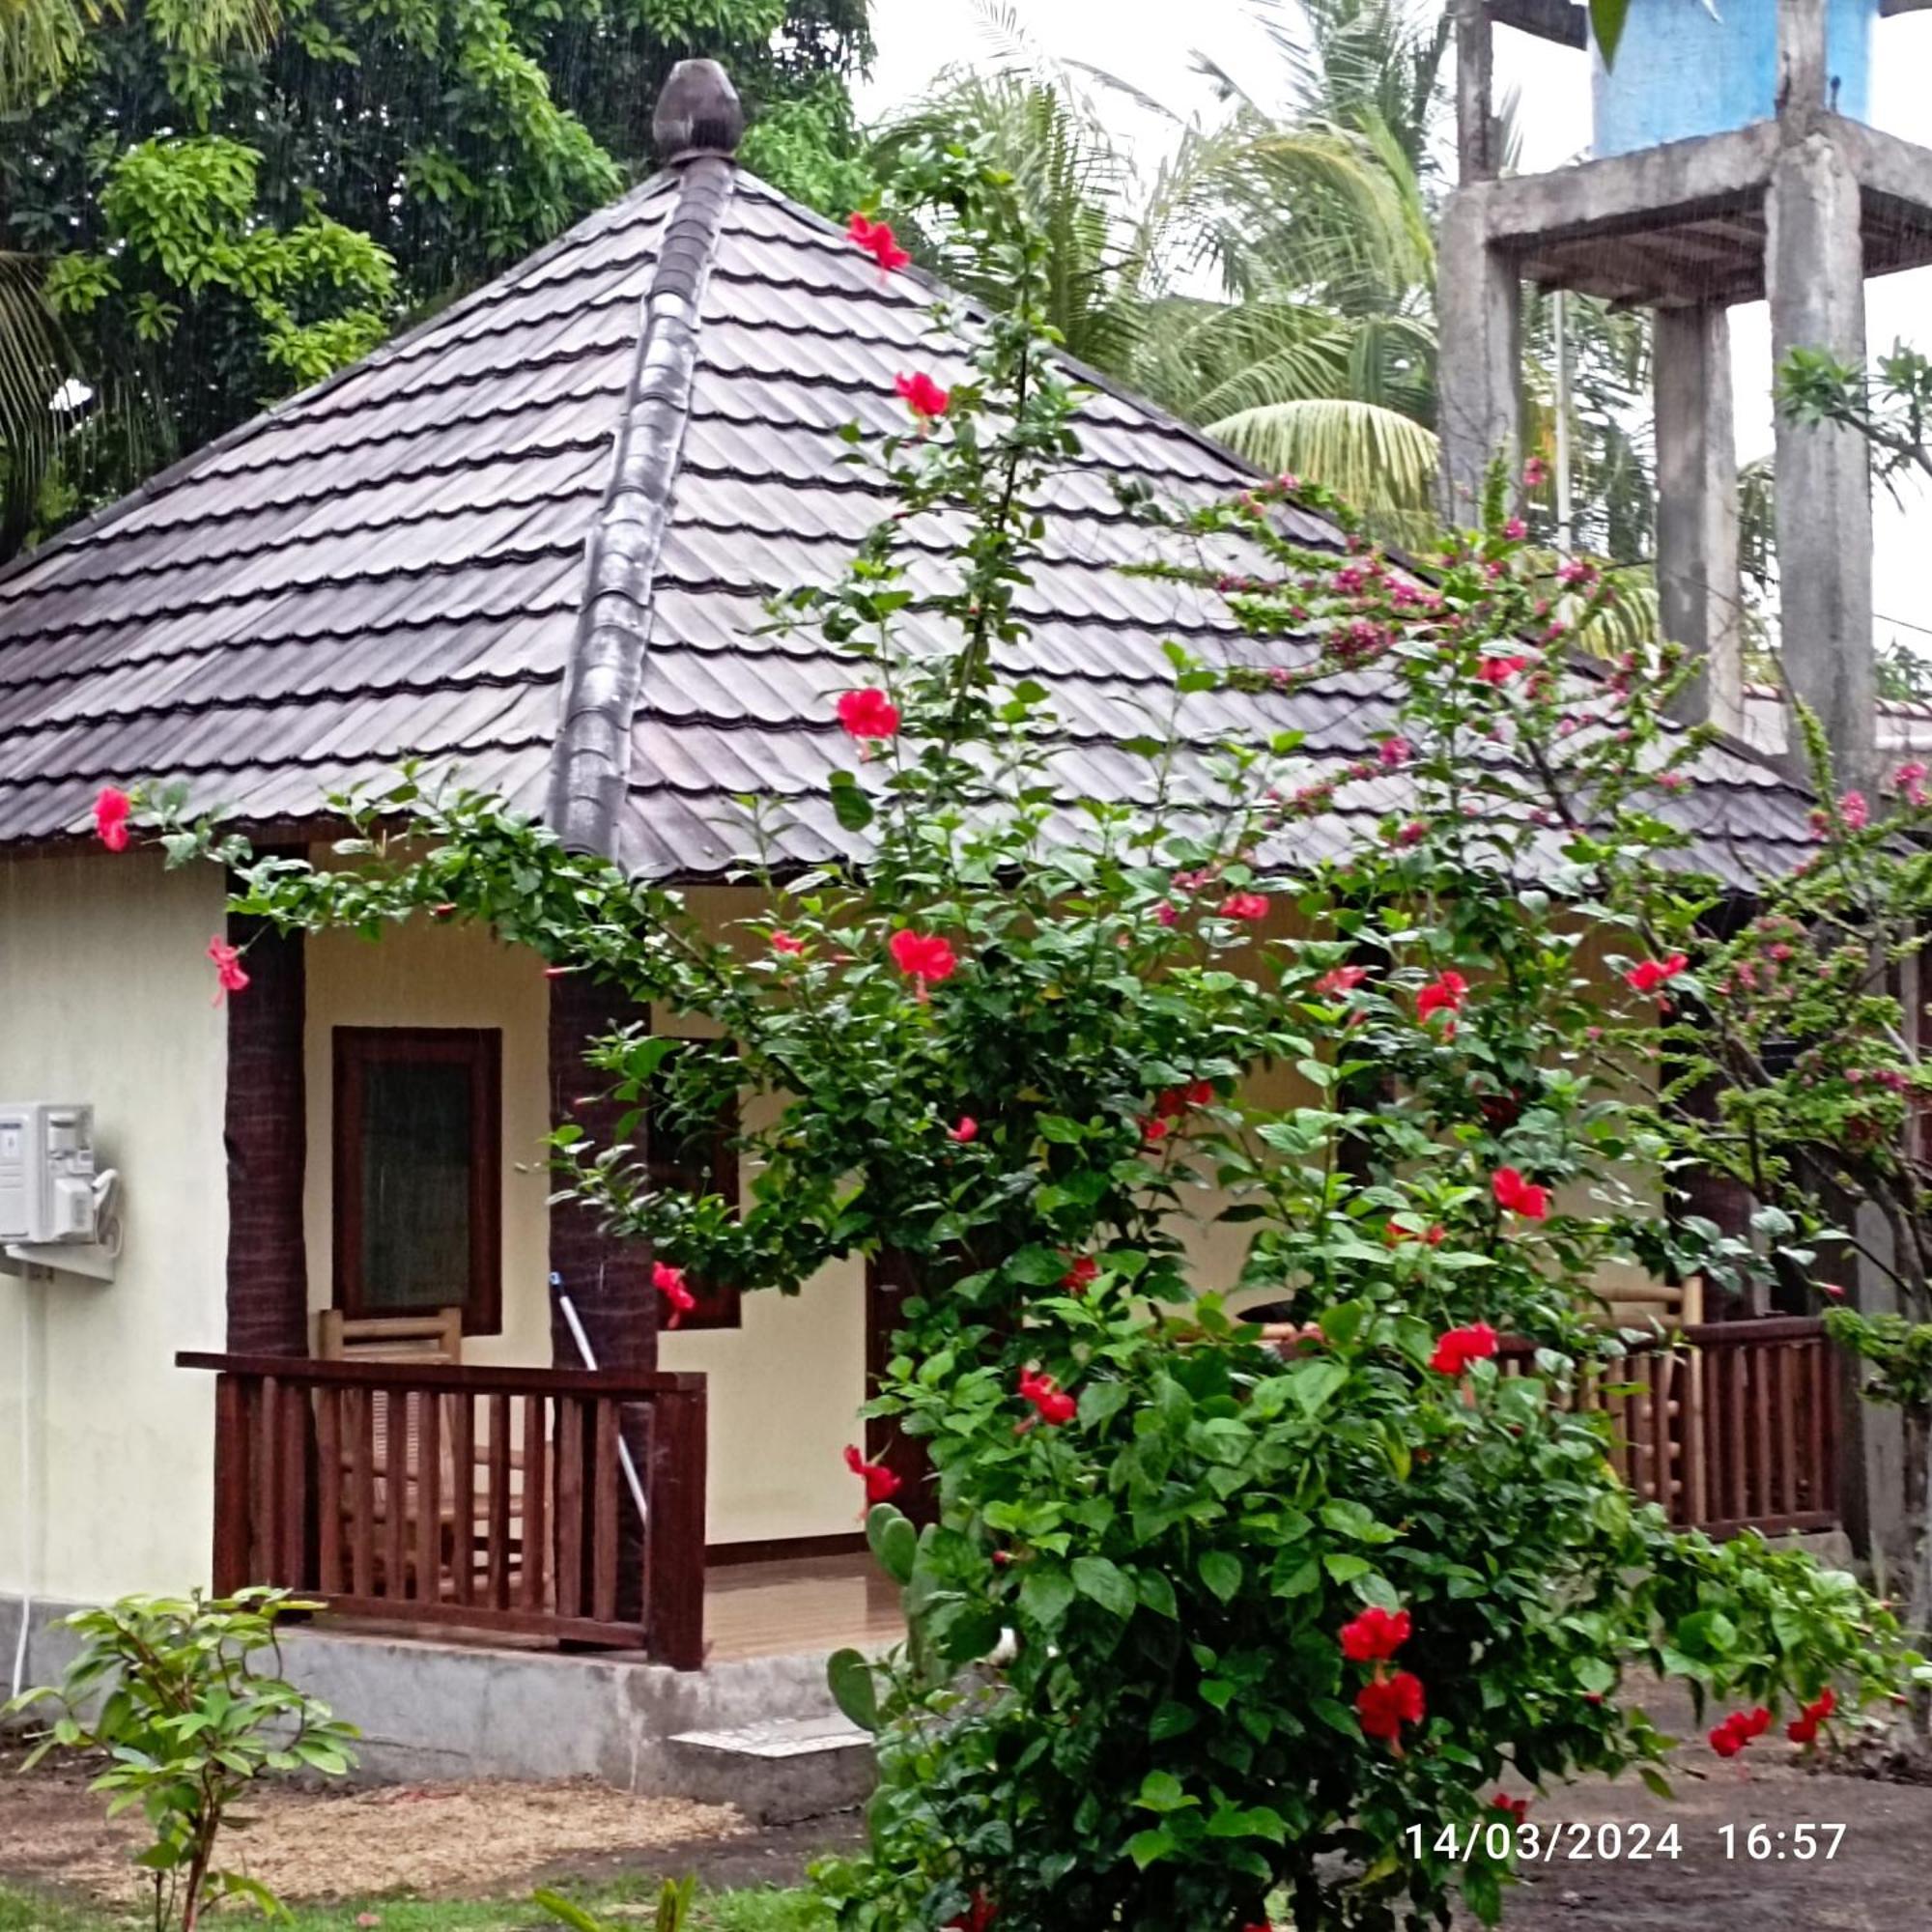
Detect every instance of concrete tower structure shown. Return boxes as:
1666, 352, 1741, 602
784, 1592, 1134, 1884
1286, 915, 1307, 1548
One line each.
1442, 0, 1932, 792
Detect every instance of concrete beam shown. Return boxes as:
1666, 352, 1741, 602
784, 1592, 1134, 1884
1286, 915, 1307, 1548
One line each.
1483, 123, 1779, 250
1436, 187, 1520, 525
1769, 127, 1877, 792
1654, 304, 1745, 738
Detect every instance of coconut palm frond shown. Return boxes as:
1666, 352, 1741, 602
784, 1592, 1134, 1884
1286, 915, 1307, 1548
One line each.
0, 0, 90, 103
1206, 395, 1439, 542
0, 251, 73, 516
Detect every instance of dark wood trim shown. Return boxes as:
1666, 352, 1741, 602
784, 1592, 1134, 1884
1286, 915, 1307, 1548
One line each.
331, 1025, 502, 1336
706, 1531, 869, 1567
867, 1249, 936, 1526
178, 1350, 706, 1396
645, 1040, 743, 1331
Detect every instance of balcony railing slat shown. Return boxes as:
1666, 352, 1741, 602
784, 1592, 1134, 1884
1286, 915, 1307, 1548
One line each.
181, 1351, 704, 1662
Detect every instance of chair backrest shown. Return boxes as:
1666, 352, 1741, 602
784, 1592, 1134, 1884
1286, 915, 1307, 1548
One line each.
316, 1307, 464, 1362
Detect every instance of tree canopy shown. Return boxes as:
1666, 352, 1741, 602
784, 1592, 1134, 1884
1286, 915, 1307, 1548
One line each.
0, 0, 870, 554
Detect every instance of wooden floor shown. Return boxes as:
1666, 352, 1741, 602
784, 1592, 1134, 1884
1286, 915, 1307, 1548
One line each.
703, 1550, 905, 1663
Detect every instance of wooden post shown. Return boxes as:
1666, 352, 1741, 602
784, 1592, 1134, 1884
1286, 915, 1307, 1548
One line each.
548, 972, 658, 1620
212, 1373, 251, 1593
645, 1384, 708, 1669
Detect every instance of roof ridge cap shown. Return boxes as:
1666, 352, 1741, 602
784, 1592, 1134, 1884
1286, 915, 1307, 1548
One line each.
544, 153, 737, 855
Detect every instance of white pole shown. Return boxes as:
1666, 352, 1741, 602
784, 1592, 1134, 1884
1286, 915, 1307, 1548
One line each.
555, 1286, 649, 1528
1553, 289, 1576, 553
11, 1271, 39, 1701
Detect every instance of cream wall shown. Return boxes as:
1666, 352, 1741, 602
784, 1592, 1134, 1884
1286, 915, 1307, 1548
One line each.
0, 852, 229, 1604
304, 913, 869, 1547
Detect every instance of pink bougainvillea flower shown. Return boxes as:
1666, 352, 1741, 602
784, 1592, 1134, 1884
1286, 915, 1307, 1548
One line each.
1625, 952, 1689, 996
1220, 891, 1269, 922
1152, 898, 1179, 927
1523, 456, 1549, 488
889, 929, 957, 990
770, 931, 806, 955
1061, 1255, 1099, 1293
1820, 1281, 1846, 1299
1355, 1670, 1426, 1742
1476, 654, 1532, 686
1315, 964, 1369, 998
1502, 516, 1528, 540
1378, 735, 1413, 769
93, 785, 132, 852
207, 936, 250, 1004
844, 1443, 900, 1504
1338, 1605, 1410, 1662
1017, 1367, 1076, 1427
1428, 1321, 1499, 1376
949, 1115, 979, 1143
846, 212, 910, 272
653, 1260, 696, 1330
1492, 1167, 1551, 1220
894, 371, 951, 420
1894, 760, 1929, 807
837, 687, 900, 739
1415, 970, 1468, 1024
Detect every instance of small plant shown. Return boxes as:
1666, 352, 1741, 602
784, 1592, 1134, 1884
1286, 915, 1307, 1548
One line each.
537, 1878, 697, 1932
4, 1588, 356, 1930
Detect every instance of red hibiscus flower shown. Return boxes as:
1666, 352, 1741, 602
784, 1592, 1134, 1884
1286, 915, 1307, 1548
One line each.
93, 785, 132, 852
653, 1260, 696, 1329
895, 371, 950, 420
1428, 1322, 1498, 1376
837, 687, 900, 739
1061, 1255, 1099, 1293
1017, 1367, 1076, 1427
1415, 970, 1468, 1023
1315, 964, 1369, 997
1786, 1687, 1835, 1745
1220, 891, 1269, 922
771, 931, 806, 955
1491, 1793, 1529, 1824
1338, 1605, 1410, 1662
946, 1893, 996, 1932
1491, 1167, 1551, 1220
889, 929, 957, 990
950, 1115, 979, 1143
1476, 653, 1533, 686
1709, 1706, 1774, 1757
1385, 1219, 1445, 1247
207, 936, 250, 1004
844, 1443, 900, 1504
1625, 952, 1689, 995
846, 212, 911, 272
1356, 1670, 1426, 1742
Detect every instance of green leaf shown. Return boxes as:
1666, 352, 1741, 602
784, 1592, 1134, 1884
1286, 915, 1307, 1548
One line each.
1137, 1568, 1179, 1619
866, 1504, 918, 1586
535, 1889, 610, 1932
1020, 1564, 1076, 1629
1149, 1699, 1197, 1742
826, 1648, 879, 1733
1134, 1768, 1197, 1812
1590, 0, 1630, 67
1124, 1828, 1176, 1869
1198, 1550, 1243, 1604
1285, 1358, 1348, 1418
1072, 1555, 1138, 1619
827, 772, 874, 832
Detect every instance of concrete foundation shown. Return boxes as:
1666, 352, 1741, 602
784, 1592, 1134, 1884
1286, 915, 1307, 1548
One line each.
2, 1596, 874, 1816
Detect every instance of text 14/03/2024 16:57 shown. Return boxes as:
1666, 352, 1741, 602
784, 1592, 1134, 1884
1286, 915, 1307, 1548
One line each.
1404, 1821, 1848, 1863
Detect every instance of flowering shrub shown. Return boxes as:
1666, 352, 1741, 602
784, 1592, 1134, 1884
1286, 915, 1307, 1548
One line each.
124, 146, 1928, 1925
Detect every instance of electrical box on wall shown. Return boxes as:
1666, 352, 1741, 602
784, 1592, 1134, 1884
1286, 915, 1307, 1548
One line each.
0, 1102, 121, 1280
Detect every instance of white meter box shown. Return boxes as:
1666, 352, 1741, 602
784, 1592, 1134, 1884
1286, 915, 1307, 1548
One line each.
0, 1102, 99, 1244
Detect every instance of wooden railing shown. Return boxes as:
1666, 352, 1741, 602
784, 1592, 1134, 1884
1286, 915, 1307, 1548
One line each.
178, 1353, 708, 1665
1500, 1317, 1839, 1538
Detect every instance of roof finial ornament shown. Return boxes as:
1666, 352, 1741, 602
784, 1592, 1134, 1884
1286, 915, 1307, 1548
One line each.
652, 59, 744, 164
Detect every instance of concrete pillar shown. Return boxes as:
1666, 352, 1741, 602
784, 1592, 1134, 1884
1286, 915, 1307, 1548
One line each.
1436, 187, 1520, 528
1776, 0, 1830, 119
1768, 127, 1876, 792
1654, 303, 1746, 737
1453, 0, 1498, 184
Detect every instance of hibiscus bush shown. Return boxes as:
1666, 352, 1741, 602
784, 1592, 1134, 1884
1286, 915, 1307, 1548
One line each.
127, 144, 1926, 1927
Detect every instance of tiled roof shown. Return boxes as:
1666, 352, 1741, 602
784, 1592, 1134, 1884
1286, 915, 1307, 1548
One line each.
0, 148, 1820, 888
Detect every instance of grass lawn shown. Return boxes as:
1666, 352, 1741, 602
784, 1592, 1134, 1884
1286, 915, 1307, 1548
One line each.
0, 1879, 827, 1932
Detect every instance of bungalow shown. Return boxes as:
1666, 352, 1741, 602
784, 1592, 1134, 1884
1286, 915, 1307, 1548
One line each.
0, 63, 1850, 1775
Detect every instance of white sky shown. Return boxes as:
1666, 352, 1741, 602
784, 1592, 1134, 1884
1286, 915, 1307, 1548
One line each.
858, 0, 1932, 650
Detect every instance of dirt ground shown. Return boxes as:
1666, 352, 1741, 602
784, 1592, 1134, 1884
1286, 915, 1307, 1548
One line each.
3, 1716, 1929, 1929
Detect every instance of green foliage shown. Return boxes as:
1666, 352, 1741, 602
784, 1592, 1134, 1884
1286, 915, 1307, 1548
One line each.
3, 1589, 357, 1929
538, 1877, 697, 1932
1778, 339, 1932, 496
120, 138, 1932, 1929
0, 0, 869, 553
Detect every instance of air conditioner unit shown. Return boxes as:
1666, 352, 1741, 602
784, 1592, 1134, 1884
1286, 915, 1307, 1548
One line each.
0, 1102, 101, 1245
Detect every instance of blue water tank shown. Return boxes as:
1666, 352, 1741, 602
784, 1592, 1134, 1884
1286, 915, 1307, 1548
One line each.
1591, 0, 1875, 157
